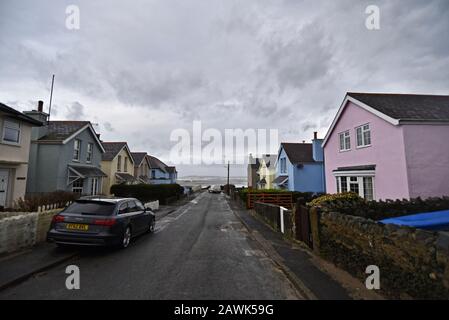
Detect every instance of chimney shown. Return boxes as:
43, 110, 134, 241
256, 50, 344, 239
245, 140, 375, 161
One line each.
23, 100, 49, 139
312, 132, 324, 162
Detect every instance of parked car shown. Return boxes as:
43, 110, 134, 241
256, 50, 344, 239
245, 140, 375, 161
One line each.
208, 185, 221, 194
47, 197, 155, 249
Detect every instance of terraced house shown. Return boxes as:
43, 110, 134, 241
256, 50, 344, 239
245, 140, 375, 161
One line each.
0, 102, 42, 208
101, 142, 137, 195
131, 152, 151, 184
24, 103, 106, 196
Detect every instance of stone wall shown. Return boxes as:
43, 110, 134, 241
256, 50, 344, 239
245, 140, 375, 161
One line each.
310, 208, 449, 299
0, 208, 61, 255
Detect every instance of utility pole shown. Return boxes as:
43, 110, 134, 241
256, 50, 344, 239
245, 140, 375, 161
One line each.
48, 74, 55, 123
227, 161, 230, 195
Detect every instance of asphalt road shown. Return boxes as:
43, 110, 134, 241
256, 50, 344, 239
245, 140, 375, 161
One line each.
0, 192, 302, 299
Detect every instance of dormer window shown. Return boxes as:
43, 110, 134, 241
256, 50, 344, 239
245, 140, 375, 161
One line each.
73, 139, 81, 161
280, 158, 287, 174
124, 157, 128, 172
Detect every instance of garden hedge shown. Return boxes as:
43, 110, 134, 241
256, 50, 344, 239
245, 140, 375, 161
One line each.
110, 183, 184, 204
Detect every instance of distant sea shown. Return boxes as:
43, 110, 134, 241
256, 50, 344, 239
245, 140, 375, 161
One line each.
177, 176, 247, 188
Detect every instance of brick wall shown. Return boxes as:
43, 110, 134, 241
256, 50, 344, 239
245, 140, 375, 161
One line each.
310, 208, 449, 299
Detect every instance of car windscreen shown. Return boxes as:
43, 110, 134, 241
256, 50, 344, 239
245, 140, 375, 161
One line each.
64, 201, 116, 216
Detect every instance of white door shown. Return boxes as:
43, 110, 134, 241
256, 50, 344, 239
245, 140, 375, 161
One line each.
91, 178, 98, 195
0, 169, 9, 208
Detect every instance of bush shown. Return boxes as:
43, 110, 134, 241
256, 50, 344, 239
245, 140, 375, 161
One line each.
309, 193, 449, 220
11, 191, 80, 212
307, 192, 362, 207
110, 183, 184, 204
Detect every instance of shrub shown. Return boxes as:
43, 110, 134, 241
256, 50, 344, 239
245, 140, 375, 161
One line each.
11, 191, 80, 212
307, 192, 363, 207
110, 183, 184, 204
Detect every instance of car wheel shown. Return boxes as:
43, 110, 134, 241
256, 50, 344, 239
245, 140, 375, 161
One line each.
147, 218, 155, 233
121, 226, 132, 248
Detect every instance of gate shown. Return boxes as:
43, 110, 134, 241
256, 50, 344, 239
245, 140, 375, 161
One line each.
247, 193, 293, 209
295, 203, 313, 248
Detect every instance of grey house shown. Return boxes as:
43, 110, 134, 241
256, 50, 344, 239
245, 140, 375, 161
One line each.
24, 107, 107, 196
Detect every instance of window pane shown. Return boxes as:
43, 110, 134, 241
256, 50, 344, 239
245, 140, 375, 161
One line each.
356, 128, 362, 146
65, 201, 116, 216
339, 134, 344, 150
336, 177, 340, 193
363, 177, 374, 200
3, 127, 20, 142
341, 177, 348, 192
364, 130, 371, 145
350, 182, 359, 194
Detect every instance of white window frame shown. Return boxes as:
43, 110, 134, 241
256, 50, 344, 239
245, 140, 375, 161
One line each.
117, 155, 122, 172
338, 130, 351, 152
356, 123, 371, 148
334, 171, 375, 200
73, 139, 81, 161
86, 143, 93, 163
2, 120, 21, 145
280, 158, 287, 174
72, 179, 84, 194
90, 177, 100, 195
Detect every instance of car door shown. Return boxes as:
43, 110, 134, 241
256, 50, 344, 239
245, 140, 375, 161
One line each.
131, 200, 148, 234
135, 200, 151, 231
125, 200, 144, 234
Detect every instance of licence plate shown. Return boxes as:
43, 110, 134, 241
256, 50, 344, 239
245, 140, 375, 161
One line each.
66, 223, 89, 231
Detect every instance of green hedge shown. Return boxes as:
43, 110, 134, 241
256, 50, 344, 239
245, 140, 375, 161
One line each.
110, 184, 184, 203
312, 194, 449, 220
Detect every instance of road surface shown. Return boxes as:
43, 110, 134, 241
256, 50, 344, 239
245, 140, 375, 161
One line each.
0, 192, 302, 299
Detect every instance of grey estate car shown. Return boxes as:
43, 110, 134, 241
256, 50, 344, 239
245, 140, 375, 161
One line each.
47, 197, 156, 249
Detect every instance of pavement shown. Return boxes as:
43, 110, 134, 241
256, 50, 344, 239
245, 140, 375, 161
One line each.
0, 192, 302, 299
227, 198, 352, 300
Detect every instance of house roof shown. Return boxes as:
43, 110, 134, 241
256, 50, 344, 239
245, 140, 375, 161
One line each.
69, 165, 107, 178
166, 166, 177, 174
115, 172, 137, 183
348, 93, 449, 122
280, 143, 314, 164
273, 175, 289, 185
102, 142, 134, 162
40, 121, 90, 141
146, 155, 168, 173
37, 121, 105, 152
131, 152, 147, 167
0, 102, 43, 126
323, 92, 449, 147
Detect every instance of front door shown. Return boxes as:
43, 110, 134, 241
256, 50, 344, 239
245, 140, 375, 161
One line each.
0, 169, 10, 208
91, 178, 99, 195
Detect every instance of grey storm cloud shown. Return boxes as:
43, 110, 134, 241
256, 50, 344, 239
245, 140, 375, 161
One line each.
66, 101, 86, 120
1, 0, 449, 176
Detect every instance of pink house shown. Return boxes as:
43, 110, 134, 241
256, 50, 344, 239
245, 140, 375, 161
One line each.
322, 93, 449, 201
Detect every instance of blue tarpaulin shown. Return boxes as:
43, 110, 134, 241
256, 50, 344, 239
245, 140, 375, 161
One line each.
380, 209, 449, 231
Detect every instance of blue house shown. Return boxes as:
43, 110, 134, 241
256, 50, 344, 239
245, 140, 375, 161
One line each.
274, 132, 325, 193
147, 155, 177, 184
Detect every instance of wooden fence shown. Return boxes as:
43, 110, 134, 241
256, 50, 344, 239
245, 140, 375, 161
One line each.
247, 193, 293, 209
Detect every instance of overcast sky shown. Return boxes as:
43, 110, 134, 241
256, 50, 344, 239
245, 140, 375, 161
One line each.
1, 0, 448, 177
